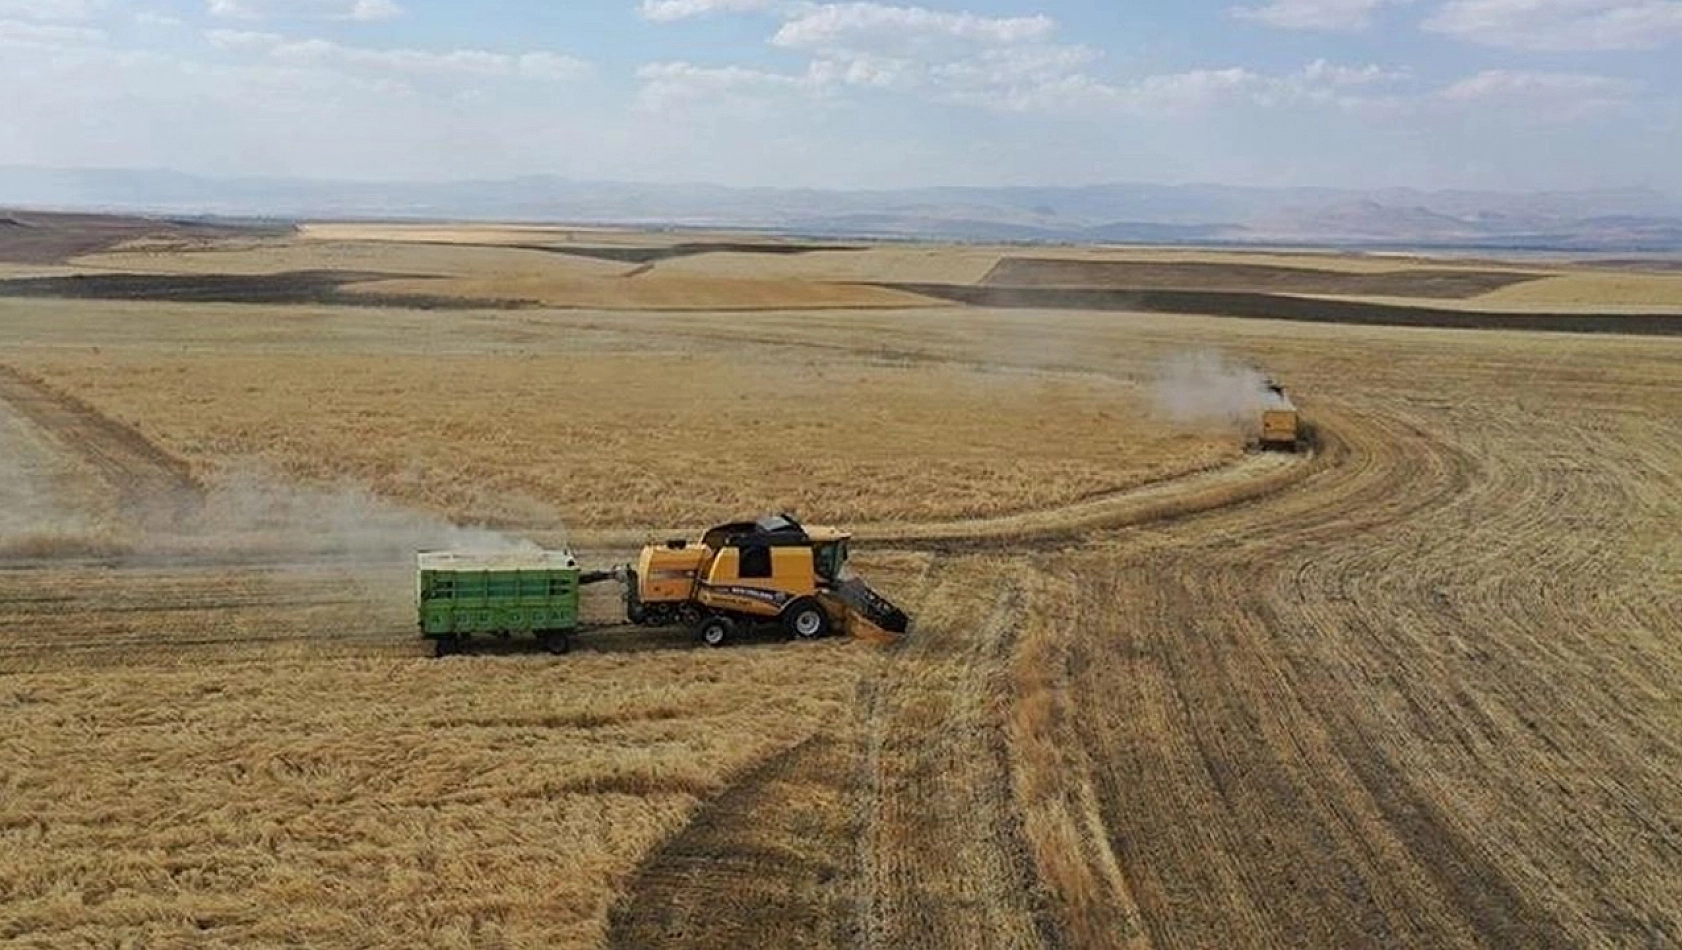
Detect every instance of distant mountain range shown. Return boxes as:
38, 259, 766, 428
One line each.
4, 166, 1682, 252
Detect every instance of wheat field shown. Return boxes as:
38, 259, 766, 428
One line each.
2, 221, 1680, 948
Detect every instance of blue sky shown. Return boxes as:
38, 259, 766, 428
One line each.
0, 0, 1677, 190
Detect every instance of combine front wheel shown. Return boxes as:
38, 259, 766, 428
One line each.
784, 599, 832, 640
698, 615, 735, 648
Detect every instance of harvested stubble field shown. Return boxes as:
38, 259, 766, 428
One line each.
2, 215, 1681, 949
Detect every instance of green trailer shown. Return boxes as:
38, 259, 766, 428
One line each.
418, 550, 585, 657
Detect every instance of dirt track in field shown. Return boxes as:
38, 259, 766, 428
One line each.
611, 563, 1062, 950
566, 450, 1307, 555
0, 364, 199, 515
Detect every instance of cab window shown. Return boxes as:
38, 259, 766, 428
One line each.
815, 542, 846, 582
739, 545, 772, 579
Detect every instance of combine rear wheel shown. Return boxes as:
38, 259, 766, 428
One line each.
784, 599, 832, 640
539, 631, 572, 655
698, 615, 735, 648
433, 635, 461, 658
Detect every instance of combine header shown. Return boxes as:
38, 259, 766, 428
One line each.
418, 514, 909, 657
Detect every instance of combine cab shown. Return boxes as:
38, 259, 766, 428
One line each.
628, 514, 910, 647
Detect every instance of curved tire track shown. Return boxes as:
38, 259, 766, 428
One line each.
573, 447, 1317, 557
610, 565, 1061, 950
1015, 376, 1682, 948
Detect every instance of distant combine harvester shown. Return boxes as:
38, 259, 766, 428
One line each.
1260, 379, 1304, 451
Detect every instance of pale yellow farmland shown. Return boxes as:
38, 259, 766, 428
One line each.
1, 215, 1680, 950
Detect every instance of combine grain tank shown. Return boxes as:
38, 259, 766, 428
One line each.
417, 550, 585, 657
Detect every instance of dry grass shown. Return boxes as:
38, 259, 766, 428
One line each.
297, 223, 685, 246
0, 647, 868, 948
995, 345, 1682, 948
1294, 268, 1682, 313
1471, 270, 1682, 307
651, 246, 1009, 285
4, 226, 1682, 950
603, 322, 1682, 950
14, 346, 1232, 530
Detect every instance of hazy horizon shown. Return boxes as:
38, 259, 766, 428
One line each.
5, 163, 1682, 199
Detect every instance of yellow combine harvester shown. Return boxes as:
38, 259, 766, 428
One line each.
419, 514, 909, 656
628, 514, 909, 647
1259, 378, 1303, 451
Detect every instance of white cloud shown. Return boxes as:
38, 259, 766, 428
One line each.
1034, 62, 1404, 115
205, 27, 281, 49
134, 10, 185, 27
0, 0, 101, 20
637, 60, 820, 112
638, 0, 782, 21
636, 46, 1406, 118
635, 1, 1408, 119
771, 3, 1057, 51
518, 51, 589, 81
205, 30, 588, 81
0, 16, 102, 45
1, 9, 1673, 192
1046, 68, 1263, 115
1232, 0, 1408, 30
688, 2, 1095, 112
1438, 69, 1638, 117
1301, 58, 1406, 85
207, 0, 401, 21
1424, 0, 1682, 49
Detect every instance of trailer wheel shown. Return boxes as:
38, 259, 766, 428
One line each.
539, 631, 572, 655
784, 599, 831, 640
698, 615, 734, 648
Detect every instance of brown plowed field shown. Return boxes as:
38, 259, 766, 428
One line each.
886, 283, 1682, 334
0, 211, 289, 264
980, 257, 1545, 297
2, 223, 1680, 948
